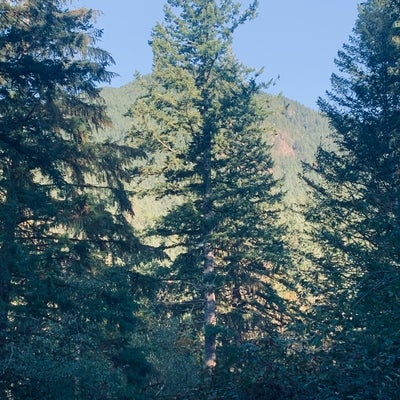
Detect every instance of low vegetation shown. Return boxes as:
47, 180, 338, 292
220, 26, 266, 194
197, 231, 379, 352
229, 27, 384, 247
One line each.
0, 0, 398, 399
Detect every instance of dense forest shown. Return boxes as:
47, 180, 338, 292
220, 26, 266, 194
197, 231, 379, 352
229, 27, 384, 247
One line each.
0, 0, 399, 399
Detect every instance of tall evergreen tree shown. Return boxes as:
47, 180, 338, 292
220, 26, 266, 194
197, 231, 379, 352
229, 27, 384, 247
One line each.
0, 1, 153, 398
128, 0, 287, 378
302, 0, 400, 397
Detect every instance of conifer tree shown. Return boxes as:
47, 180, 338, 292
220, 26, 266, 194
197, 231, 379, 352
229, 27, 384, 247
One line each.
0, 1, 152, 398
303, 0, 400, 397
128, 0, 287, 375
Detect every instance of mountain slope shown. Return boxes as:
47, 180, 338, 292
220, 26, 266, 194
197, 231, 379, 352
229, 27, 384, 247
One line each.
99, 81, 330, 205
265, 94, 330, 203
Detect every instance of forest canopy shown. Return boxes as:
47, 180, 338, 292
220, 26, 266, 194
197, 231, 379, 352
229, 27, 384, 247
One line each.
0, 1, 398, 399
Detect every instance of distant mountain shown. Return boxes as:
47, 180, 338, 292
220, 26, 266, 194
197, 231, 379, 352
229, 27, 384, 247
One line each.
264, 95, 330, 203
99, 79, 146, 143
99, 81, 330, 206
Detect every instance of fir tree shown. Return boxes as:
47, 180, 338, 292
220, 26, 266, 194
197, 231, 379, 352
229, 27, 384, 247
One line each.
303, 0, 400, 397
0, 1, 153, 398
128, 0, 287, 377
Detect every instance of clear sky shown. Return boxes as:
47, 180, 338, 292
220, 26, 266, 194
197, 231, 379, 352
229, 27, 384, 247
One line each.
76, 1, 360, 109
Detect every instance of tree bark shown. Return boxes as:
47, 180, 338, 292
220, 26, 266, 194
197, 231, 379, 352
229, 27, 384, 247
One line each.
202, 128, 216, 369
0, 267, 10, 346
204, 245, 216, 369
0, 166, 17, 345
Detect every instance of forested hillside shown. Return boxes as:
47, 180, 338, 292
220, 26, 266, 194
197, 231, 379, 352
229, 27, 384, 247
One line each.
101, 82, 330, 205
1, 0, 399, 399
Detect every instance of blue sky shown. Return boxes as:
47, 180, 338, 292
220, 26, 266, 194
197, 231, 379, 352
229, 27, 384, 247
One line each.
77, 1, 360, 109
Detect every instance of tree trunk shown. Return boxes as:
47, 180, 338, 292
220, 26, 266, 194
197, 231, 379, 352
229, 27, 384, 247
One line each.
202, 129, 216, 369
204, 244, 216, 369
0, 266, 10, 345
0, 166, 18, 399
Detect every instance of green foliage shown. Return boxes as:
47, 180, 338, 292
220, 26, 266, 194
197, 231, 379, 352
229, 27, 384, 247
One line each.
0, 1, 155, 398
301, 0, 400, 397
126, 0, 291, 376
102, 85, 330, 208
265, 94, 331, 203
6, 1, 397, 398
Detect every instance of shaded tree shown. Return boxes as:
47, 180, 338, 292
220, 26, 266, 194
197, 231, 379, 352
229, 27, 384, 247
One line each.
302, 0, 400, 397
128, 0, 288, 382
0, 1, 154, 398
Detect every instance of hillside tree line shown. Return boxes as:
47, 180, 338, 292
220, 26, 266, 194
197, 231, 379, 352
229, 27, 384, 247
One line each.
0, 0, 398, 399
